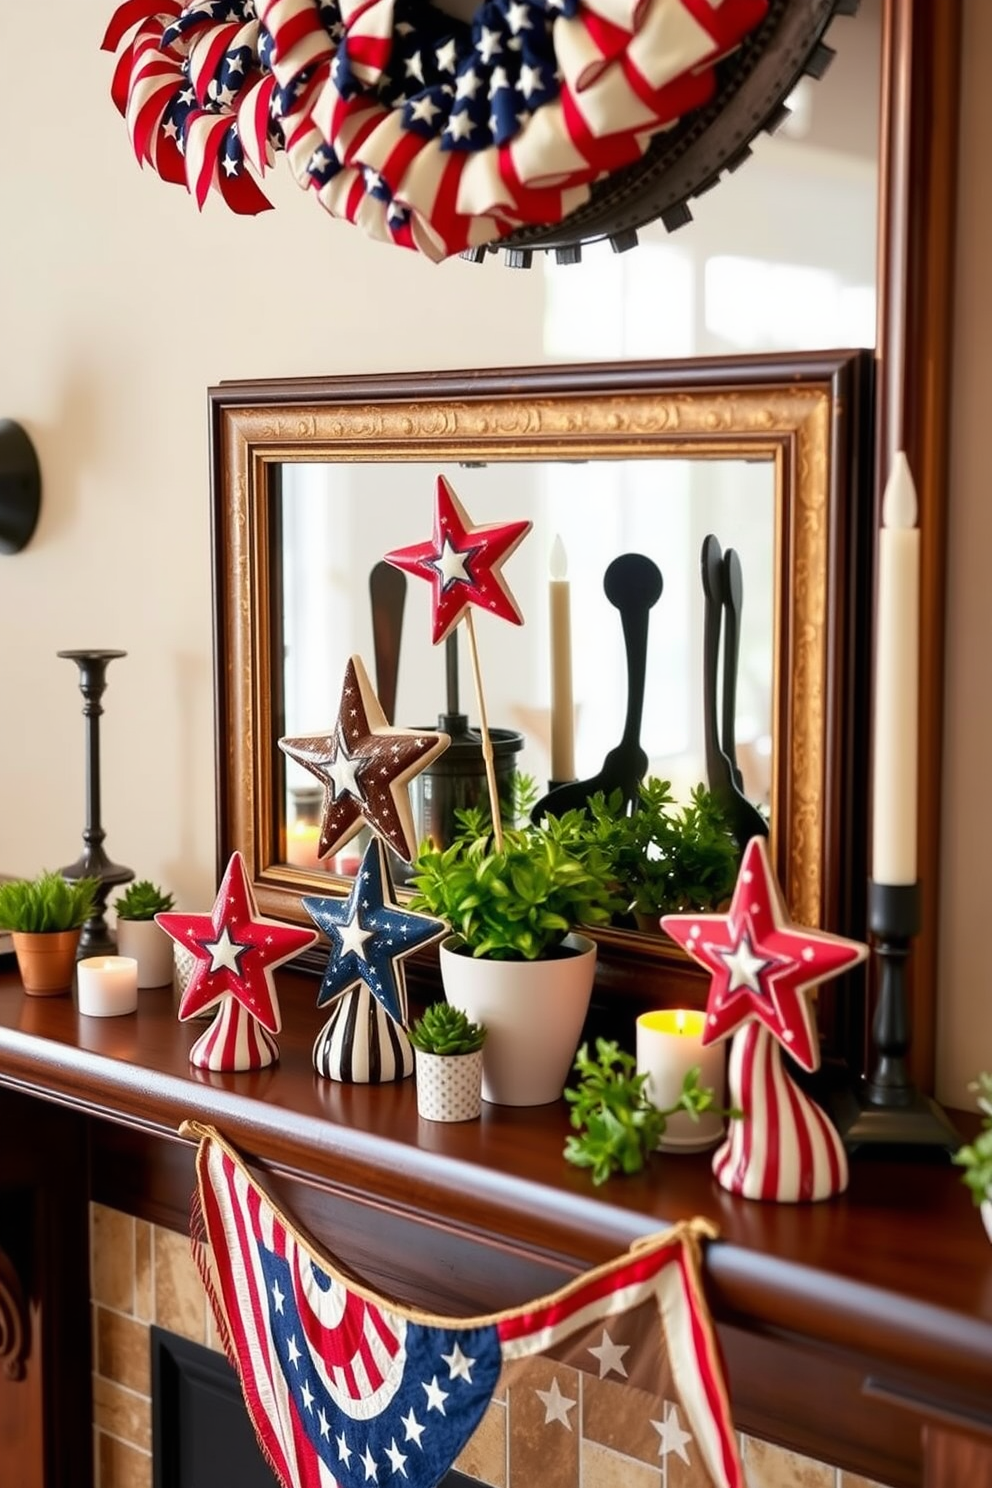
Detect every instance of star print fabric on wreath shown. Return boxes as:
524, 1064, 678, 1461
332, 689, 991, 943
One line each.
101, 0, 768, 259
279, 654, 450, 864
185, 1120, 746, 1488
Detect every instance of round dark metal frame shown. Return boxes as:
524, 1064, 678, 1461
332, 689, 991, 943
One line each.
484, 0, 858, 264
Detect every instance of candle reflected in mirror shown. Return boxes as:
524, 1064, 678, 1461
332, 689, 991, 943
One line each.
549, 534, 575, 785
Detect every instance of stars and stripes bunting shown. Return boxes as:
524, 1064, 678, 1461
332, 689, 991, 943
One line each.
183, 1120, 744, 1488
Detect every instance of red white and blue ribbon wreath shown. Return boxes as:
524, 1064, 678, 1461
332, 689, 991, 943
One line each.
102, 0, 767, 260
184, 1120, 744, 1488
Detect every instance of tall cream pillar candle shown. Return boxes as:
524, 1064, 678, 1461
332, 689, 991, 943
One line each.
871, 451, 920, 885
549, 534, 575, 782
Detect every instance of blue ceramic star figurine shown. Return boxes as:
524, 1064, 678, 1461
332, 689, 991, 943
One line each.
302, 836, 447, 1024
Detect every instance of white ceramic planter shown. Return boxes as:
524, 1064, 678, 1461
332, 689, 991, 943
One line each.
116, 918, 175, 988
415, 1048, 484, 1122
982, 1197, 992, 1245
439, 932, 596, 1107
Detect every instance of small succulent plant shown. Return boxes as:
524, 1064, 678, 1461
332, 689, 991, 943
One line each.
0, 870, 99, 933
114, 879, 175, 920
408, 1002, 487, 1056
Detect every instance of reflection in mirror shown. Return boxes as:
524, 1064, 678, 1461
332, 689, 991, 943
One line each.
279, 458, 774, 875
211, 351, 873, 1066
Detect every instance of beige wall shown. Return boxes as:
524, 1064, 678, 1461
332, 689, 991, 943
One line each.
0, 5, 986, 1107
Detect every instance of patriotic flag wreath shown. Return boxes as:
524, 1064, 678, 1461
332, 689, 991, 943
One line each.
102, 0, 767, 261
184, 1121, 744, 1488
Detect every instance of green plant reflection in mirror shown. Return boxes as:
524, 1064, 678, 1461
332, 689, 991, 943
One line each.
278, 457, 774, 875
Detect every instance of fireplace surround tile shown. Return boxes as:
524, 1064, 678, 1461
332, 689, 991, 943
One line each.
153, 1226, 207, 1344
95, 1306, 151, 1396
93, 1374, 152, 1453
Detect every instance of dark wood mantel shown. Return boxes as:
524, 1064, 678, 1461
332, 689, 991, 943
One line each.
1, 964, 990, 1488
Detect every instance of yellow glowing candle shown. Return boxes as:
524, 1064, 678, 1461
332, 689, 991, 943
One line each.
549, 534, 575, 783
636, 1008, 725, 1151
287, 820, 321, 870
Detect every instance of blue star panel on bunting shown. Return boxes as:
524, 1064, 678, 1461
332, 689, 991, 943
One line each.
303, 836, 447, 1025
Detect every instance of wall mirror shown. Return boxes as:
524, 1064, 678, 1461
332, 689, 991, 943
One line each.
209, 0, 959, 1086
210, 351, 872, 1051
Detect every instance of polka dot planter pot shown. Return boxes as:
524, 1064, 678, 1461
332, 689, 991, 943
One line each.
415, 1049, 484, 1123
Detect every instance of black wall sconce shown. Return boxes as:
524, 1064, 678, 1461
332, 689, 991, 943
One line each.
0, 420, 41, 555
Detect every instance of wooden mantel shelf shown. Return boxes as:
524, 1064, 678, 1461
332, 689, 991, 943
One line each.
1, 965, 991, 1488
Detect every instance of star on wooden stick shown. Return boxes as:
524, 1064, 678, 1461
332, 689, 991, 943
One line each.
303, 835, 447, 1024
156, 851, 318, 1033
383, 474, 532, 645
279, 654, 449, 864
661, 837, 868, 1072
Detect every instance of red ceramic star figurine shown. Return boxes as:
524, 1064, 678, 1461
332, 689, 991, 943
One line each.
662, 836, 867, 1073
383, 474, 533, 645
279, 654, 449, 864
156, 852, 317, 1070
662, 838, 868, 1202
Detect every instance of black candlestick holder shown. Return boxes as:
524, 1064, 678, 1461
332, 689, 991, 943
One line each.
58, 650, 134, 958
833, 880, 959, 1154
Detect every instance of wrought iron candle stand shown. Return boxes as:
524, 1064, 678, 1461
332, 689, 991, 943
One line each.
58, 650, 134, 957
834, 881, 959, 1154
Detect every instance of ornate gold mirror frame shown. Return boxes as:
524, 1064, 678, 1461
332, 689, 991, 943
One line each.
210, 351, 872, 1057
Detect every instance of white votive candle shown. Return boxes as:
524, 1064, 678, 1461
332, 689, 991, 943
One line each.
636, 1009, 725, 1151
77, 956, 139, 1017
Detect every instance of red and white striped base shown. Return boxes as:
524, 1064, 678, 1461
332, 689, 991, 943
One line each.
712, 1023, 848, 1202
188, 995, 279, 1072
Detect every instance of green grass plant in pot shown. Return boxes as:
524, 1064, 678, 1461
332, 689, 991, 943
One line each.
581, 777, 741, 931
408, 1001, 487, 1122
408, 788, 623, 1107
114, 880, 176, 988
0, 870, 99, 995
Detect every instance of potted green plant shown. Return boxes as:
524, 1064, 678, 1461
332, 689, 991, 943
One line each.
581, 777, 741, 931
952, 1072, 992, 1244
0, 870, 99, 995
563, 1038, 725, 1185
114, 880, 176, 988
408, 1002, 487, 1122
408, 785, 623, 1107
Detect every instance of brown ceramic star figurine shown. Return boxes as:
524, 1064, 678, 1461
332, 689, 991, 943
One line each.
279, 654, 449, 864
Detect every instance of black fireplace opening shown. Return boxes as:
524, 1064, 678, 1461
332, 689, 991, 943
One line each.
150, 1327, 482, 1488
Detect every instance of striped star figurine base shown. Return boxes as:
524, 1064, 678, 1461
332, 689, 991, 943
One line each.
714, 1023, 848, 1202
189, 993, 280, 1073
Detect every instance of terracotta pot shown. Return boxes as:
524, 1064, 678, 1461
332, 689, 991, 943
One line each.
115, 918, 175, 987
439, 932, 596, 1107
414, 1048, 484, 1122
12, 929, 81, 996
